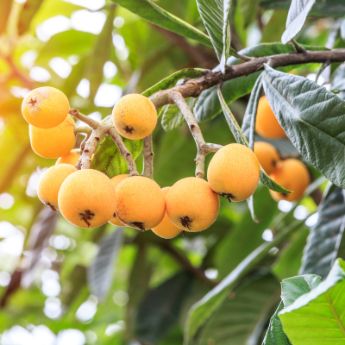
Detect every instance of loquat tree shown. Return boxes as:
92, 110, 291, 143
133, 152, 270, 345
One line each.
0, 0, 345, 345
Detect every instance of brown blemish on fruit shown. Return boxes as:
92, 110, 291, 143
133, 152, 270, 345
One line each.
271, 159, 277, 168
220, 193, 234, 202
79, 209, 95, 227
123, 125, 134, 134
28, 97, 38, 107
180, 216, 192, 230
46, 202, 56, 211
113, 212, 117, 218
130, 221, 145, 231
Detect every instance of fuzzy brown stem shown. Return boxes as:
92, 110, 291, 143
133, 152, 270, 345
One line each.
69, 109, 99, 129
143, 136, 154, 177
170, 91, 207, 178
107, 127, 139, 175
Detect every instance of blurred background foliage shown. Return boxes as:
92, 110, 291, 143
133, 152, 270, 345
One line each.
0, 0, 344, 344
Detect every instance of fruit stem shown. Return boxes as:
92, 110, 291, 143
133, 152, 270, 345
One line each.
69, 109, 99, 129
170, 91, 208, 178
107, 127, 139, 176
143, 136, 154, 177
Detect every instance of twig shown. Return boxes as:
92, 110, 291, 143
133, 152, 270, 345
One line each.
107, 127, 139, 175
170, 91, 208, 178
143, 136, 154, 177
290, 39, 307, 53
69, 109, 99, 129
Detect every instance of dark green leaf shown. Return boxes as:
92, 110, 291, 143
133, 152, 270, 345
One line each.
191, 274, 280, 345
196, 0, 232, 71
112, 0, 211, 46
262, 65, 345, 188
260, 170, 290, 194
300, 185, 345, 278
281, 0, 316, 44
136, 271, 194, 344
88, 229, 124, 300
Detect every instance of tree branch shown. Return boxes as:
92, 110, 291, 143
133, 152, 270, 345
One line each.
150, 49, 345, 108
69, 109, 99, 129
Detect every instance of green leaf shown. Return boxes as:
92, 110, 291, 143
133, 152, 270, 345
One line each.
281, 0, 316, 44
191, 274, 280, 345
260, 170, 290, 194
242, 73, 263, 149
217, 86, 248, 145
196, 0, 232, 71
184, 220, 303, 344
262, 65, 345, 189
136, 272, 194, 344
279, 259, 345, 345
91, 136, 143, 177
143, 68, 206, 97
281, 274, 322, 307
87, 229, 124, 300
300, 185, 345, 278
262, 302, 291, 345
331, 64, 345, 100
194, 43, 296, 122
161, 105, 185, 131
112, 0, 211, 47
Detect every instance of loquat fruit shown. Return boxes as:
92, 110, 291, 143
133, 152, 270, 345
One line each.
256, 96, 286, 139
58, 169, 116, 228
114, 176, 165, 230
29, 116, 76, 159
152, 187, 182, 239
37, 164, 77, 210
269, 159, 310, 202
109, 174, 129, 226
165, 177, 219, 232
207, 143, 260, 202
254, 141, 280, 174
22, 86, 70, 128
56, 149, 81, 166
112, 94, 157, 140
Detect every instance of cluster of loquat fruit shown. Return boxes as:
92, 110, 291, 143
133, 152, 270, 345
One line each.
21, 86, 310, 239
254, 96, 311, 201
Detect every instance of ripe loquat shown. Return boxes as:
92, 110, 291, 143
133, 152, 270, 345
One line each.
58, 169, 116, 228
29, 116, 76, 159
112, 94, 157, 140
165, 177, 219, 232
152, 187, 182, 239
269, 159, 310, 202
109, 174, 129, 226
56, 149, 81, 166
254, 141, 280, 174
207, 143, 260, 202
22, 86, 70, 128
256, 96, 286, 139
37, 164, 77, 210
114, 176, 165, 230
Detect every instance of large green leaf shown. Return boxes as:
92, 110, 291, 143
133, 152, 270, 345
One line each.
87, 229, 124, 300
194, 43, 296, 122
262, 65, 345, 189
279, 259, 345, 345
136, 271, 194, 344
191, 274, 280, 345
196, 0, 232, 71
281, 0, 316, 44
112, 0, 211, 46
184, 220, 304, 344
300, 185, 345, 278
